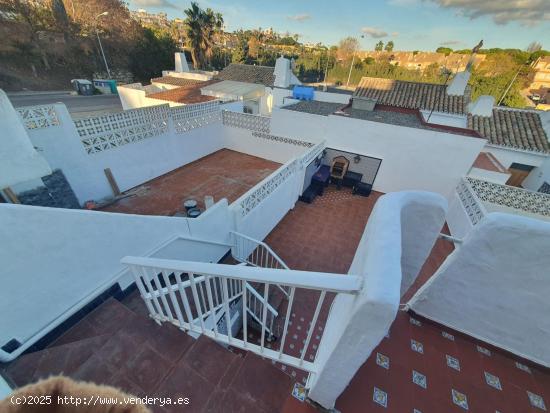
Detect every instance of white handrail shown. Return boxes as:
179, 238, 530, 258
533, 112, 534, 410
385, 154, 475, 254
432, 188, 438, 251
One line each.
121, 256, 362, 293
246, 282, 278, 316
231, 231, 289, 270
123, 257, 361, 374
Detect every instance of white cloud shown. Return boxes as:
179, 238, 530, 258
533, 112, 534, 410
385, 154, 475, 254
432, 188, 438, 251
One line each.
428, 0, 550, 25
287, 14, 311, 22
361, 27, 389, 38
133, 0, 177, 9
440, 40, 462, 46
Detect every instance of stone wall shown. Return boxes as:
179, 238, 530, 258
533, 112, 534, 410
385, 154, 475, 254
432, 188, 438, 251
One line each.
93, 69, 134, 85
17, 170, 80, 209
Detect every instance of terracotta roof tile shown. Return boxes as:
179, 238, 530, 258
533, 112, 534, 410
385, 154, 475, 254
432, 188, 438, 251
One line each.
147, 80, 221, 104
150, 76, 205, 87
468, 109, 550, 153
353, 76, 470, 114
215, 64, 275, 86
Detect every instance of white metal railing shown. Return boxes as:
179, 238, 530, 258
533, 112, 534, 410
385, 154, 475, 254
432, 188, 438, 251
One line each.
122, 256, 362, 374
231, 231, 289, 270
245, 282, 278, 339
231, 230, 290, 298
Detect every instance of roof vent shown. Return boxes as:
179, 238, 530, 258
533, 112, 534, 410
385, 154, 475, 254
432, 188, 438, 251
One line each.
468, 95, 494, 117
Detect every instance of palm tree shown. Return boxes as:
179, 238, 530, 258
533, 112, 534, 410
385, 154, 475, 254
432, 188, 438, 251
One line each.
184, 2, 223, 69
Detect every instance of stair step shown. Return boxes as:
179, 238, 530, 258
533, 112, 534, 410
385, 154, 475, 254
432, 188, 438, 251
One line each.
50, 297, 138, 348
2, 334, 110, 388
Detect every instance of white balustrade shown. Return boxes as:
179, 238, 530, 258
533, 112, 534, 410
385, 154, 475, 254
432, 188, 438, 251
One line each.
75, 105, 170, 154
122, 256, 362, 374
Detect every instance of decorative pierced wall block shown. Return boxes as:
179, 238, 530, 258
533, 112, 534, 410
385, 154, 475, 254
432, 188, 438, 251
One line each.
466, 177, 550, 218
237, 160, 298, 217
456, 179, 486, 225
17, 105, 60, 129
538, 182, 550, 195
222, 110, 271, 133
76, 105, 169, 154
251, 132, 315, 148
300, 141, 326, 167
171, 101, 222, 134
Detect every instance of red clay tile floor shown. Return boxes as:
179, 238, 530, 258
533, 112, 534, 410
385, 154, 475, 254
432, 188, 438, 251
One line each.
263, 186, 550, 412
102, 149, 280, 216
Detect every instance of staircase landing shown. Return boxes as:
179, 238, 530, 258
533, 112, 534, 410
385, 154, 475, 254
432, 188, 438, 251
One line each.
1, 298, 295, 413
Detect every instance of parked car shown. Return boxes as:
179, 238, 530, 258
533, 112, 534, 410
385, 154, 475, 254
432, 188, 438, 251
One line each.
531, 94, 541, 102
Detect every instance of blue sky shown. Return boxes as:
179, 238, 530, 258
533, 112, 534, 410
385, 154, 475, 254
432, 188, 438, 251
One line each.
129, 0, 550, 51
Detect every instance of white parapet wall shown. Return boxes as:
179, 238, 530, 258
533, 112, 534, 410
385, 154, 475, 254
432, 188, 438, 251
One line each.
0, 199, 233, 361
407, 212, 550, 367
18, 102, 225, 204
0, 90, 52, 188
271, 107, 486, 199
308, 191, 447, 409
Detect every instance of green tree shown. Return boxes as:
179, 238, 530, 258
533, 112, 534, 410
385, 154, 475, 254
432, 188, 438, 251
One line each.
337, 37, 359, 61
436, 47, 453, 56
374, 41, 384, 51
183, 2, 223, 69
129, 27, 178, 82
384, 41, 394, 52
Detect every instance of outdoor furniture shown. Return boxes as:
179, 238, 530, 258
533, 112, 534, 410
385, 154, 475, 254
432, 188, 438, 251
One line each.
343, 171, 363, 188
330, 156, 350, 189
300, 185, 317, 204
311, 165, 330, 195
353, 182, 372, 197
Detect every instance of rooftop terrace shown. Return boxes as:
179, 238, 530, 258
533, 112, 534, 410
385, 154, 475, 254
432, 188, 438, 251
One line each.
102, 149, 280, 216
5, 182, 549, 413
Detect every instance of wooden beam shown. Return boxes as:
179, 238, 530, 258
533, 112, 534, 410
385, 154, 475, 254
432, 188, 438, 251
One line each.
104, 168, 121, 196
2, 187, 20, 204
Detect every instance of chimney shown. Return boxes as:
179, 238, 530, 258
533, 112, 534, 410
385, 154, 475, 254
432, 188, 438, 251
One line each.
175, 53, 190, 73
274, 56, 291, 88
467, 95, 495, 117
446, 70, 471, 96
447, 40, 482, 97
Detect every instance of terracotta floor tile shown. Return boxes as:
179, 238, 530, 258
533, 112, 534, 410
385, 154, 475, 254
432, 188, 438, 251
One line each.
102, 149, 280, 216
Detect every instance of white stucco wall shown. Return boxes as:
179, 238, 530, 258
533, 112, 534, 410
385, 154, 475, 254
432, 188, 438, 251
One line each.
25, 104, 225, 204
233, 162, 304, 242
523, 156, 550, 191
420, 110, 468, 128
0, 200, 232, 353
446, 190, 475, 239
309, 191, 447, 408
407, 212, 550, 367
221, 125, 310, 164
468, 167, 510, 185
485, 144, 547, 169
0, 90, 51, 188
117, 86, 184, 110
271, 108, 486, 198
